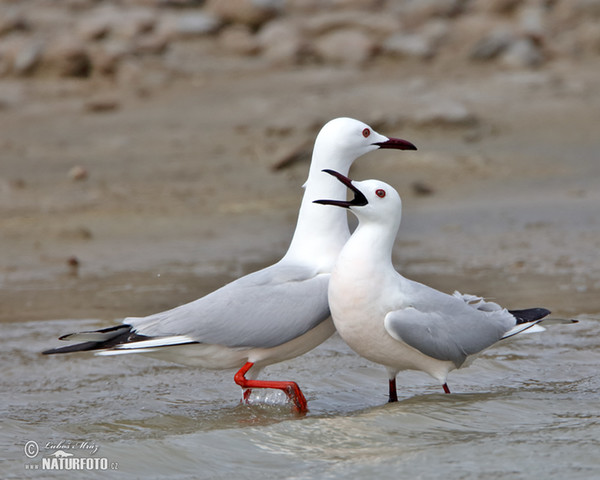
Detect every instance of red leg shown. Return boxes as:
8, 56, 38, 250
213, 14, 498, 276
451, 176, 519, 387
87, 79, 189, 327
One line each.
234, 362, 308, 413
443, 383, 451, 394
242, 388, 252, 402
388, 378, 398, 403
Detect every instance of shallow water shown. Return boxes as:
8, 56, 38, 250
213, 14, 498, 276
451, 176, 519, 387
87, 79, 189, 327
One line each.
2, 311, 599, 479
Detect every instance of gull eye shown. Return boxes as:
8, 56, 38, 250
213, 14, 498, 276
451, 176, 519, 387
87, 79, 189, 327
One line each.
362, 128, 370, 138
376, 189, 386, 198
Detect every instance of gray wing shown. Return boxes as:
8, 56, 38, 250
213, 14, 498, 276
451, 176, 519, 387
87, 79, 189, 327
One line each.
127, 263, 331, 349
383, 304, 515, 368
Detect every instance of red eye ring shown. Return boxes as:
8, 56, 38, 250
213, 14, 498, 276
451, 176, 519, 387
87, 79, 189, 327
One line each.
376, 189, 386, 198
362, 128, 370, 138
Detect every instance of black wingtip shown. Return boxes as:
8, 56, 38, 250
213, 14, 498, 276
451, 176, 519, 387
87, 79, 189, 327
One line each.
42, 341, 103, 355
42, 324, 144, 355
509, 308, 551, 324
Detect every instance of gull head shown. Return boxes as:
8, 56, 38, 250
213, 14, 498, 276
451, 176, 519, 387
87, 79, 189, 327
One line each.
313, 169, 402, 224
313, 117, 416, 168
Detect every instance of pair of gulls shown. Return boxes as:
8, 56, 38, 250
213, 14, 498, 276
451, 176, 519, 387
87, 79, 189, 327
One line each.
44, 117, 555, 412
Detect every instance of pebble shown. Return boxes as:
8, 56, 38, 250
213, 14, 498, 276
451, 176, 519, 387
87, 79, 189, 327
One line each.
219, 25, 260, 56
168, 12, 222, 38
68, 165, 89, 181
501, 37, 544, 68
13, 41, 43, 76
469, 29, 515, 61
46, 37, 92, 77
84, 96, 120, 113
413, 100, 478, 128
257, 19, 307, 64
382, 33, 435, 60
313, 28, 375, 65
205, 0, 282, 28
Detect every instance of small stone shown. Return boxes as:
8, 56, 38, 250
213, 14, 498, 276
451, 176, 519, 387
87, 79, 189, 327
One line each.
68, 165, 88, 181
501, 37, 544, 68
84, 96, 120, 113
382, 33, 435, 60
0, 8, 28, 36
59, 227, 93, 241
77, 17, 111, 42
257, 19, 308, 64
219, 25, 260, 55
13, 41, 43, 76
117, 9, 157, 39
169, 12, 222, 37
304, 11, 401, 38
205, 0, 283, 28
470, 0, 521, 15
46, 37, 92, 78
89, 43, 126, 76
519, 5, 545, 39
411, 181, 435, 197
413, 100, 478, 128
314, 29, 376, 65
469, 29, 514, 61
133, 34, 169, 55
395, 0, 463, 26
67, 256, 80, 276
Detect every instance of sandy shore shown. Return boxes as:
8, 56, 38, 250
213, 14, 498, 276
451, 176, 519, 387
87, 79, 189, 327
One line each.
1, 57, 599, 323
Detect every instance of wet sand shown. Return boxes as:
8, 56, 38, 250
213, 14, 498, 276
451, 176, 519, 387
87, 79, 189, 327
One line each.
2, 60, 600, 323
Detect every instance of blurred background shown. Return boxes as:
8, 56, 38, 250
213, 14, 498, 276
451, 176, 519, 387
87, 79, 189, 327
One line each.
2, 2, 600, 479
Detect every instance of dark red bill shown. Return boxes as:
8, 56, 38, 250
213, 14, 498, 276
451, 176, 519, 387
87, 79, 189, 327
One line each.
313, 169, 367, 208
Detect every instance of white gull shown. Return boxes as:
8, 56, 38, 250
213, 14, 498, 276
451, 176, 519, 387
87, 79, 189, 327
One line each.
315, 169, 561, 402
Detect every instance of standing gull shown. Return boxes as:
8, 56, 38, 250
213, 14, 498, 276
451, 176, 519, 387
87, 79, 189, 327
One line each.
43, 118, 417, 412
315, 170, 557, 402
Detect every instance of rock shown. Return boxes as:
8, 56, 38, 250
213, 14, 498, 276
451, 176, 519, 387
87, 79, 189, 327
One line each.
67, 256, 80, 277
394, 0, 464, 26
89, 42, 128, 75
313, 28, 376, 65
68, 165, 89, 181
219, 25, 260, 55
518, 5, 545, 39
77, 16, 111, 41
133, 33, 169, 55
575, 20, 600, 53
117, 8, 157, 39
470, 0, 522, 15
556, 0, 600, 22
270, 140, 311, 171
46, 37, 92, 77
411, 181, 435, 196
0, 8, 28, 36
13, 41, 43, 76
205, 0, 284, 28
59, 227, 92, 241
167, 12, 222, 38
413, 100, 478, 128
501, 37, 544, 68
257, 19, 308, 64
469, 29, 515, 61
304, 11, 401, 39
84, 96, 120, 113
382, 32, 435, 60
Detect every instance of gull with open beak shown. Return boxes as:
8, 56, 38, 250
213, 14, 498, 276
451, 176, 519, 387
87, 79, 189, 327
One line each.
315, 169, 565, 403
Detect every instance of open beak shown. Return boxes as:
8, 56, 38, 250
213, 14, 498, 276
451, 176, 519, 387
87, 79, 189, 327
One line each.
373, 137, 417, 150
313, 170, 367, 208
